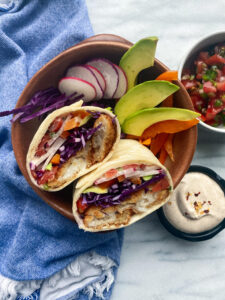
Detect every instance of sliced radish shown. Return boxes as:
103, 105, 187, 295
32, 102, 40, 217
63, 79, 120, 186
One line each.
86, 58, 119, 99
113, 65, 128, 99
85, 65, 106, 94
58, 77, 96, 102
66, 65, 103, 100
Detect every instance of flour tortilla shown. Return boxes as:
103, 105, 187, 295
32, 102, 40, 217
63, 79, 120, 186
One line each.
26, 101, 120, 191
73, 139, 173, 231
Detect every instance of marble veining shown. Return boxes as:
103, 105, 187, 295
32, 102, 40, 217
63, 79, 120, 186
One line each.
86, 1, 225, 299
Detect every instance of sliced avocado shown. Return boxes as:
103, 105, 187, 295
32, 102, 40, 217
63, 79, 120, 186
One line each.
119, 37, 158, 90
114, 81, 179, 124
122, 107, 200, 136
83, 186, 108, 194
142, 175, 153, 181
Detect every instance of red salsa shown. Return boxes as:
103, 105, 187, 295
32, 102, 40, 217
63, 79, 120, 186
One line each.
181, 44, 225, 127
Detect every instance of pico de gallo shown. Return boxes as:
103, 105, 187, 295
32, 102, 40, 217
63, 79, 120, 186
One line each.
181, 44, 225, 127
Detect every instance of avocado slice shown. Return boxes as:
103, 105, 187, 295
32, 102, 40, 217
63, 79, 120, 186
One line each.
83, 186, 108, 194
122, 107, 200, 136
114, 81, 179, 125
119, 37, 158, 90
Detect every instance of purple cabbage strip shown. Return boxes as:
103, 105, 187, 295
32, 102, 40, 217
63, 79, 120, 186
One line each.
83, 172, 166, 208
0, 87, 84, 123
59, 123, 102, 164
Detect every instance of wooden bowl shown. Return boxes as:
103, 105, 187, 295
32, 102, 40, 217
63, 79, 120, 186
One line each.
11, 34, 197, 221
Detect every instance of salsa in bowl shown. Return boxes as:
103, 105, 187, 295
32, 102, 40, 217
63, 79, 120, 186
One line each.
179, 32, 225, 133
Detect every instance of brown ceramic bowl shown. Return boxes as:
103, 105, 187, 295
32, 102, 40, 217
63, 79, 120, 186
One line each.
11, 34, 197, 222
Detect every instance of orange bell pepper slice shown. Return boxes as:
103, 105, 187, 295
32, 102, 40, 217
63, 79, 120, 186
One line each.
51, 153, 60, 165
139, 138, 151, 146
142, 119, 199, 139
152, 177, 170, 192
156, 71, 178, 107
164, 134, 174, 161
156, 70, 178, 81
150, 133, 168, 156
63, 118, 80, 131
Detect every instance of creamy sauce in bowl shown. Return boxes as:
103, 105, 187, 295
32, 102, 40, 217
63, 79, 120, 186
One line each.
163, 172, 225, 234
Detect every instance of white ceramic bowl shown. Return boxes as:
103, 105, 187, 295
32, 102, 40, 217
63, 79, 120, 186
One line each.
178, 31, 225, 134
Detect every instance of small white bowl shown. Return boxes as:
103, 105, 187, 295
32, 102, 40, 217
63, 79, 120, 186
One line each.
178, 31, 225, 134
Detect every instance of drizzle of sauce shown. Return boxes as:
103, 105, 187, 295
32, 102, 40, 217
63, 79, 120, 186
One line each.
163, 172, 225, 234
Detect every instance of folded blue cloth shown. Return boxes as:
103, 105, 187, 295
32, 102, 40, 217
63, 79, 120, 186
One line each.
0, 0, 123, 299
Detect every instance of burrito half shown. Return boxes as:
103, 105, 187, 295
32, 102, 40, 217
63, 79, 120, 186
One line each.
26, 101, 120, 191
73, 139, 173, 231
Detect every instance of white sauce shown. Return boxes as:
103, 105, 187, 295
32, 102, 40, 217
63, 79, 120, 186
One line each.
163, 172, 225, 234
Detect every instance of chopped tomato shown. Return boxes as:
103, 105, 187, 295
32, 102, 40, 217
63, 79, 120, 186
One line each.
77, 197, 88, 214
73, 110, 90, 119
152, 178, 169, 193
216, 81, 225, 91
31, 170, 37, 179
203, 81, 217, 93
205, 54, 225, 65
105, 169, 118, 179
36, 134, 51, 157
60, 131, 70, 139
49, 117, 63, 133
196, 60, 206, 74
37, 166, 58, 185
205, 99, 224, 121
123, 164, 138, 170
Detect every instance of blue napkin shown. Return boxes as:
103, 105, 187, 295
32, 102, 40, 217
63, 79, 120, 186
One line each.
0, 0, 123, 299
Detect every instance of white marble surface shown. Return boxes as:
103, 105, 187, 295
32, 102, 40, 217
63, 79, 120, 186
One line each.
86, 1, 225, 299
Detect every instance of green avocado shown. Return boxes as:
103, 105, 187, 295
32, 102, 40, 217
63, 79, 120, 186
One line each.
114, 81, 179, 125
83, 186, 108, 194
119, 37, 158, 90
122, 107, 200, 136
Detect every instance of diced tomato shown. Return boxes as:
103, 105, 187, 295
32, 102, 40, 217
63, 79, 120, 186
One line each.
104, 169, 118, 179
216, 81, 225, 91
123, 164, 139, 170
205, 99, 224, 121
199, 51, 209, 62
36, 134, 51, 157
77, 197, 88, 214
152, 178, 169, 193
205, 54, 225, 65
97, 178, 117, 189
31, 170, 37, 179
49, 117, 63, 133
37, 166, 58, 185
203, 81, 217, 93
196, 60, 206, 74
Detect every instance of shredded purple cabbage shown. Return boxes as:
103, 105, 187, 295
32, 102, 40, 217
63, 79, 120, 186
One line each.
59, 123, 102, 164
82, 172, 166, 208
0, 88, 83, 123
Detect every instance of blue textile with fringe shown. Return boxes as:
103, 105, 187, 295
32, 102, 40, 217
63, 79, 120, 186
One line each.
0, 1, 123, 299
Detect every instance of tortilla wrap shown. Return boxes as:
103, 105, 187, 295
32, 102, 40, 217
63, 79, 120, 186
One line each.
26, 101, 120, 191
73, 139, 173, 232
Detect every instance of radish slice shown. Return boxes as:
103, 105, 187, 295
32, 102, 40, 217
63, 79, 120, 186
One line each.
86, 58, 119, 99
85, 65, 106, 94
66, 65, 103, 100
58, 77, 96, 102
113, 65, 128, 99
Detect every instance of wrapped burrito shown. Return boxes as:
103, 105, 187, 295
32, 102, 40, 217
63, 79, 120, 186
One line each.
26, 101, 120, 191
73, 139, 173, 231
